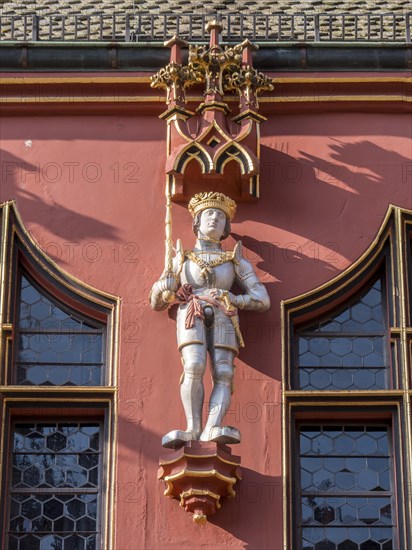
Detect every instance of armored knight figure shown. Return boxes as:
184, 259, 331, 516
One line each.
150, 192, 270, 448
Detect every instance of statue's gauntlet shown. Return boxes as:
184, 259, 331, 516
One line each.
150, 273, 179, 310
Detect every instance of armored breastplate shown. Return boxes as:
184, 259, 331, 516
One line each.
181, 252, 236, 290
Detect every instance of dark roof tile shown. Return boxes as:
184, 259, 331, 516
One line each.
1, 0, 409, 41
1, 0, 409, 14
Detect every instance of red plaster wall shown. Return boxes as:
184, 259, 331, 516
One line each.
1, 105, 411, 549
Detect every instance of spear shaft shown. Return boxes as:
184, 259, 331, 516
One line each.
164, 179, 173, 274
162, 179, 176, 303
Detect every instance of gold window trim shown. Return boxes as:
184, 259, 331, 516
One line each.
0, 200, 120, 549
281, 204, 412, 550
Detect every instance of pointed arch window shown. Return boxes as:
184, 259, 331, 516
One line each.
296, 275, 388, 391
15, 273, 105, 386
283, 206, 412, 550
0, 201, 119, 549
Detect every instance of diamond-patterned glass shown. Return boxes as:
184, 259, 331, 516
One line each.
296, 279, 388, 390
15, 276, 104, 386
9, 423, 101, 550
299, 425, 393, 550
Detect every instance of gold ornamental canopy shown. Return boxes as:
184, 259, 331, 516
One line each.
151, 20, 274, 202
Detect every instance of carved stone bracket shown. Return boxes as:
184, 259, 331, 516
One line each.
158, 441, 241, 524
151, 20, 274, 201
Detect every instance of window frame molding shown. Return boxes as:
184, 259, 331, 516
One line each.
288, 403, 405, 550
281, 205, 412, 550
1, 398, 115, 549
0, 200, 120, 550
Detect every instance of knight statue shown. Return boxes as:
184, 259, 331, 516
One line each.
150, 192, 270, 448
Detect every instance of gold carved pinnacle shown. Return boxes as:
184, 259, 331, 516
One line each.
151, 62, 202, 104
224, 66, 274, 105
188, 43, 244, 96
151, 63, 200, 91
206, 19, 223, 34
152, 36, 272, 102
188, 43, 243, 71
240, 38, 259, 51
164, 35, 189, 49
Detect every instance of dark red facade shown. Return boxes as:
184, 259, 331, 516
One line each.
0, 40, 411, 549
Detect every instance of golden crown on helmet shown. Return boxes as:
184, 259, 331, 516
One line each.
188, 192, 237, 221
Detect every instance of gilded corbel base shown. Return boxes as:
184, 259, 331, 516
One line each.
158, 441, 241, 523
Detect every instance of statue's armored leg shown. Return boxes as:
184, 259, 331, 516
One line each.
200, 348, 240, 444
162, 343, 207, 448
180, 344, 207, 437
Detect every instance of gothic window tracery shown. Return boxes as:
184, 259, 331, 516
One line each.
296, 277, 387, 391
15, 274, 105, 387
283, 207, 412, 550
0, 201, 118, 549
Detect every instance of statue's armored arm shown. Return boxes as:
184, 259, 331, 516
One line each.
233, 257, 270, 312
149, 262, 181, 311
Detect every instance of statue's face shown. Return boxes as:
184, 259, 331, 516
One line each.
198, 208, 227, 241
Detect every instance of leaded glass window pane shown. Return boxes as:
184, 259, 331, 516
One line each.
8, 422, 101, 550
15, 275, 104, 386
296, 279, 388, 390
299, 425, 393, 550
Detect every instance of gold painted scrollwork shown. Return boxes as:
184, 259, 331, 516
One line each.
188, 43, 244, 96
224, 65, 274, 107
151, 62, 201, 104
